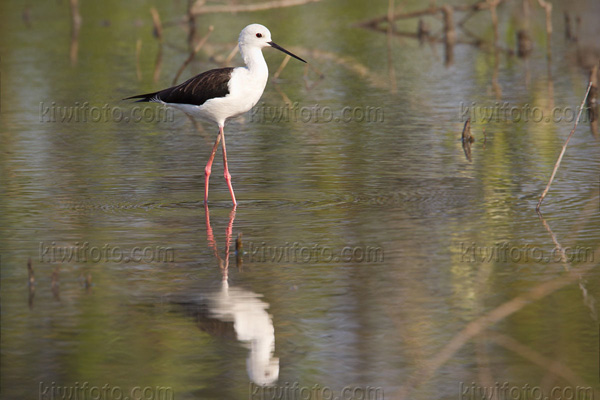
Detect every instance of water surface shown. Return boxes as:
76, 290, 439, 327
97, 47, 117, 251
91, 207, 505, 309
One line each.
1, 0, 599, 399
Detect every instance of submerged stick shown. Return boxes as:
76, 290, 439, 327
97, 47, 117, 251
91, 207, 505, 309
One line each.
27, 257, 35, 286
135, 39, 143, 81
442, 5, 456, 66
153, 44, 163, 83
486, 332, 586, 385
187, 0, 197, 51
587, 64, 598, 137
535, 0, 552, 59
394, 263, 596, 400
172, 25, 214, 85
69, 0, 82, 65
536, 80, 593, 212
273, 54, 291, 80
223, 45, 239, 66
357, 0, 497, 29
192, 0, 321, 15
150, 7, 163, 42
28, 258, 35, 308
386, 0, 398, 93
302, 63, 325, 91
461, 118, 474, 162
52, 266, 61, 301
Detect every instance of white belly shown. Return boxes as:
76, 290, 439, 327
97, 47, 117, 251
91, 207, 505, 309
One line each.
199, 67, 268, 125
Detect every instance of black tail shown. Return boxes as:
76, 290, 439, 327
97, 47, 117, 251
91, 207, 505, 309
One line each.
122, 91, 159, 102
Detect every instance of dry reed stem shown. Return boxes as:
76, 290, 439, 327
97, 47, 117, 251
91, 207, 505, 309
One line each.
485, 332, 587, 385
535, 0, 553, 59
395, 262, 598, 399
536, 80, 593, 212
223, 45, 239, 66
172, 25, 214, 85
273, 55, 291, 80
192, 0, 320, 15
135, 39, 142, 81
150, 7, 163, 42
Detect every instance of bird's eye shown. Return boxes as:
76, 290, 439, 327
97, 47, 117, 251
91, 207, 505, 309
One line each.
256, 33, 262, 38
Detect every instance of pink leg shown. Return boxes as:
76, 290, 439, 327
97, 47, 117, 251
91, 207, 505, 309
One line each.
220, 127, 237, 207
204, 130, 222, 206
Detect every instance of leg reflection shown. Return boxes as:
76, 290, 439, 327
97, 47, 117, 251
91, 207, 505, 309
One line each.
204, 205, 279, 386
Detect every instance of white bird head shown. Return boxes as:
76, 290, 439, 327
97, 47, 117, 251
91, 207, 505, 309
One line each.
239, 24, 306, 63
239, 24, 272, 48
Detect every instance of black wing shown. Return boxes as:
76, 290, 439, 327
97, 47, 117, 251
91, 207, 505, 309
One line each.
124, 67, 234, 106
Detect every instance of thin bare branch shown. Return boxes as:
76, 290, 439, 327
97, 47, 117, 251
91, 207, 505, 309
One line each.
150, 7, 163, 42
536, 0, 553, 59
536, 80, 593, 212
173, 25, 214, 85
223, 45, 239, 66
192, 0, 321, 15
395, 263, 597, 400
357, 0, 498, 29
135, 39, 142, 81
273, 54, 291, 80
486, 332, 587, 385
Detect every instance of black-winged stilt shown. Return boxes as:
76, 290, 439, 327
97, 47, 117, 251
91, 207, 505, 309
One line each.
125, 24, 306, 207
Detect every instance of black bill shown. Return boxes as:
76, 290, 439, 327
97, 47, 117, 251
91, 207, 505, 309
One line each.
268, 41, 307, 63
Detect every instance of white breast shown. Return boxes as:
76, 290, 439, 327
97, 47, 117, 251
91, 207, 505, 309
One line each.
228, 67, 269, 112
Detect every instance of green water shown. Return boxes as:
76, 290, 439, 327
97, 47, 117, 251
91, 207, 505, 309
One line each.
1, 0, 599, 399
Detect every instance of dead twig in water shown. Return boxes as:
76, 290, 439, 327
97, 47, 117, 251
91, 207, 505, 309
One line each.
191, 0, 321, 15
394, 261, 598, 400
27, 257, 35, 286
535, 0, 552, 60
22, 6, 32, 28
487, 0, 500, 47
52, 266, 61, 301
153, 45, 163, 83
441, 5, 455, 66
273, 54, 291, 80
187, 0, 197, 51
69, 0, 82, 65
135, 39, 143, 81
386, 0, 398, 93
485, 331, 588, 385
587, 63, 598, 137
150, 7, 164, 82
273, 83, 293, 106
357, 0, 499, 29
303, 48, 388, 90
461, 118, 474, 162
172, 25, 214, 85
482, 127, 487, 149
150, 7, 163, 42
536, 80, 593, 212
223, 45, 239, 66
538, 212, 598, 320
27, 258, 35, 308
302, 62, 325, 91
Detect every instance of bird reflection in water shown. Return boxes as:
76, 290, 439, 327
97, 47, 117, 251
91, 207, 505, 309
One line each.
204, 205, 279, 386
